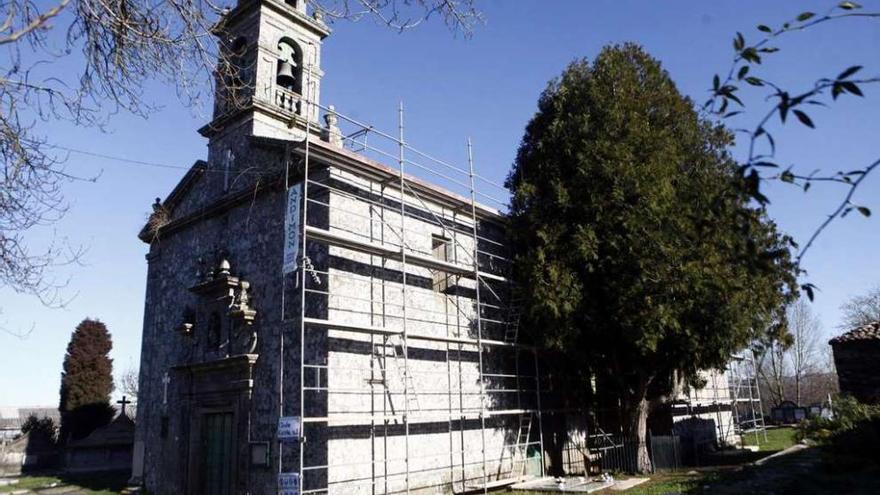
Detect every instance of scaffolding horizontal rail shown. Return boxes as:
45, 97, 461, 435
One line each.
304, 225, 507, 282
303, 317, 533, 349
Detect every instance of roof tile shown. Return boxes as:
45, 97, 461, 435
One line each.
830, 321, 880, 344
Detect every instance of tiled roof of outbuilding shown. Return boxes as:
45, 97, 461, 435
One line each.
829, 321, 880, 344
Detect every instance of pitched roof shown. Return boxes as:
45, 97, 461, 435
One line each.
67, 413, 135, 448
830, 321, 880, 344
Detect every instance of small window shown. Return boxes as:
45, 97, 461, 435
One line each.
432, 235, 451, 293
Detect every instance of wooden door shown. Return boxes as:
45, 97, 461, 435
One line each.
199, 412, 234, 495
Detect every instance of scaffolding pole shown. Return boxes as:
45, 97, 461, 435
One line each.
290, 95, 541, 494
296, 41, 318, 494
398, 101, 411, 495
467, 138, 489, 495
534, 350, 546, 478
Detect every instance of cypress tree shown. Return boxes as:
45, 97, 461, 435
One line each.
507, 44, 797, 472
59, 318, 115, 441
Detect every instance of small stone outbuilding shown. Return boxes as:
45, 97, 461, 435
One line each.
65, 413, 135, 474
830, 321, 880, 404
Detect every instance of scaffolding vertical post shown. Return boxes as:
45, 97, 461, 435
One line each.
533, 350, 545, 478
749, 361, 758, 444
279, 141, 289, 481
447, 212, 460, 491
711, 372, 722, 444
297, 41, 318, 494
398, 101, 411, 495
750, 354, 767, 443
466, 138, 489, 494
729, 361, 742, 441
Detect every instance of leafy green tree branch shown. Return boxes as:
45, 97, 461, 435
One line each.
706, 1, 880, 273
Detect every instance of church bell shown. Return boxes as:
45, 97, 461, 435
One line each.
276, 60, 297, 89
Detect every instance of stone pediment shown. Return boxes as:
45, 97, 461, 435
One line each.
138, 160, 207, 243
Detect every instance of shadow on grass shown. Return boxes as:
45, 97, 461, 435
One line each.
699, 448, 775, 467
58, 470, 130, 492
693, 447, 880, 495
783, 451, 880, 495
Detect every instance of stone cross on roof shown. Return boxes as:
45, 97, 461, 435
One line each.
117, 396, 132, 416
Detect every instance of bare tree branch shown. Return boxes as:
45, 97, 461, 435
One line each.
0, 0, 70, 46
309, 0, 483, 35
0, 0, 482, 324
839, 285, 880, 330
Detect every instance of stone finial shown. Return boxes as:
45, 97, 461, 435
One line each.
313, 8, 324, 23
322, 105, 343, 147
218, 258, 231, 276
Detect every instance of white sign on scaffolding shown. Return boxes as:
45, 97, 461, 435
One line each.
278, 472, 300, 495
277, 416, 301, 442
282, 183, 303, 275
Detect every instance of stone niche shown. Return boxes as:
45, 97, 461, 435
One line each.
180, 258, 259, 360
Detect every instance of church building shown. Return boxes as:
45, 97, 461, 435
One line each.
132, 0, 579, 493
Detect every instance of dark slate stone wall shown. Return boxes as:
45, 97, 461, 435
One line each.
135, 135, 307, 494
832, 340, 880, 404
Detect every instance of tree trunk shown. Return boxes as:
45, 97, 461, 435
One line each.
543, 411, 568, 476
622, 395, 652, 474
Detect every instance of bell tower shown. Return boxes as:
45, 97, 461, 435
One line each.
199, 0, 330, 143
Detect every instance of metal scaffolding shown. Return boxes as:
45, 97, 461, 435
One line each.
281, 87, 545, 494
678, 354, 767, 448
727, 355, 768, 445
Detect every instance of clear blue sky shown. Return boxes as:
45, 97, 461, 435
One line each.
2, 0, 878, 406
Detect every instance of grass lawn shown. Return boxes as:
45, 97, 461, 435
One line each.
0, 471, 130, 494
597, 470, 723, 495
742, 426, 798, 452
0, 476, 63, 493
506, 470, 728, 495
510, 444, 880, 495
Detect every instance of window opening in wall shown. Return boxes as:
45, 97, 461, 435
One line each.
432, 234, 451, 292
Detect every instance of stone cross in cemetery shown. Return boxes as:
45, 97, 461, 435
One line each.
117, 396, 132, 416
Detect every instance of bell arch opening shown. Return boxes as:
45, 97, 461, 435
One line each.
276, 37, 303, 94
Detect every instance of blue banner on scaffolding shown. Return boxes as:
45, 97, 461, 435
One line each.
283, 183, 302, 275
278, 472, 300, 495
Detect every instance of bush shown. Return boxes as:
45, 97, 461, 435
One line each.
799, 396, 880, 461
20, 415, 58, 444
62, 402, 116, 441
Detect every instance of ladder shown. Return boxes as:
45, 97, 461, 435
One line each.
504, 302, 523, 344
374, 336, 420, 416
512, 414, 533, 477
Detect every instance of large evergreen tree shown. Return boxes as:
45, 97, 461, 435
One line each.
59, 318, 115, 441
506, 44, 797, 472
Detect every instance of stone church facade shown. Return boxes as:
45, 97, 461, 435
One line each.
132, 1, 570, 493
